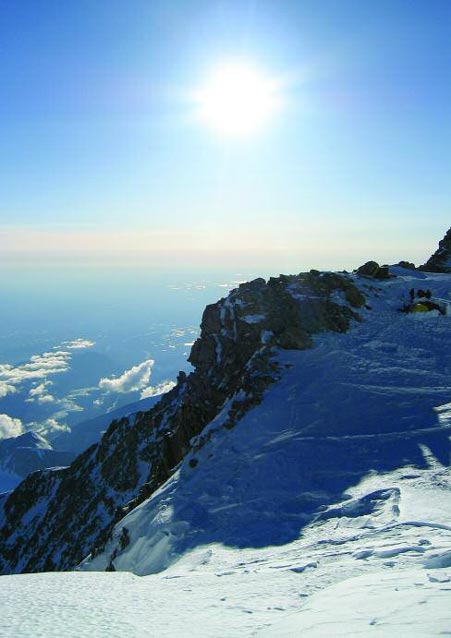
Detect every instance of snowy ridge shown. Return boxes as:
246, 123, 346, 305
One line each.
1, 265, 451, 636
84, 269, 451, 579
0, 270, 363, 573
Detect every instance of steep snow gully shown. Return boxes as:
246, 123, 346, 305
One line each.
1, 264, 451, 637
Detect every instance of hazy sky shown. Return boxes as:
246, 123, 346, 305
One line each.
1, 0, 450, 271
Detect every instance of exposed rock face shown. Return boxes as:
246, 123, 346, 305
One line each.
0, 272, 364, 575
356, 261, 390, 279
421, 227, 451, 272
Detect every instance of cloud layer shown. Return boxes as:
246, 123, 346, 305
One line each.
140, 380, 176, 399
0, 339, 96, 439
99, 360, 155, 394
0, 414, 24, 439
63, 339, 96, 350
0, 340, 175, 441
26, 381, 56, 404
0, 339, 95, 395
0, 381, 16, 399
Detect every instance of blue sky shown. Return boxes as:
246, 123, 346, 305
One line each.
0, 0, 450, 270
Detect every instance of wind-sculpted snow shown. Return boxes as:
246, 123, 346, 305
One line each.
1, 465, 451, 637
0, 270, 363, 573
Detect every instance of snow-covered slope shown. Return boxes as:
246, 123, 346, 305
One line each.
84, 268, 451, 576
1, 466, 450, 637
1, 263, 451, 636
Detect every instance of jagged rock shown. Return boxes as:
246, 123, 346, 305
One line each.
357, 261, 380, 277
420, 227, 451, 272
396, 260, 416, 270
239, 277, 266, 292
0, 271, 365, 575
303, 270, 366, 308
357, 261, 390, 279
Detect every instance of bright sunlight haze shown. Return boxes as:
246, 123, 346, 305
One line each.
197, 62, 279, 136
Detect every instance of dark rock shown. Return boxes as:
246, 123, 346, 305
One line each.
357, 261, 381, 278
239, 277, 266, 291
357, 261, 391, 280
119, 527, 130, 550
396, 261, 416, 270
420, 227, 451, 272
276, 326, 311, 350
378, 265, 390, 279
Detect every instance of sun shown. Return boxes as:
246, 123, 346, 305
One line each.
197, 62, 278, 136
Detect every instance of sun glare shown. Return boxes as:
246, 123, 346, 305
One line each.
198, 62, 278, 136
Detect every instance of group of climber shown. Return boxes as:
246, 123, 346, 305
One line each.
409, 288, 432, 302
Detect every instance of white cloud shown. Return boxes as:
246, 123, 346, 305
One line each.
140, 380, 176, 400
0, 414, 24, 439
52, 398, 84, 420
62, 339, 95, 350
26, 381, 56, 404
99, 359, 155, 394
29, 417, 71, 438
42, 418, 70, 435
0, 351, 71, 385
69, 386, 97, 397
0, 337, 94, 392
0, 380, 17, 398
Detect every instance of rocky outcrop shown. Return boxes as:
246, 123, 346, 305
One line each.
0, 271, 364, 575
395, 260, 416, 270
420, 227, 451, 272
356, 261, 390, 279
